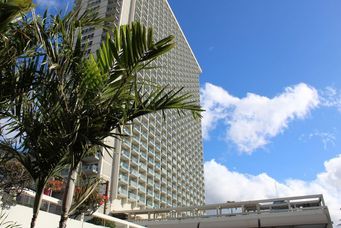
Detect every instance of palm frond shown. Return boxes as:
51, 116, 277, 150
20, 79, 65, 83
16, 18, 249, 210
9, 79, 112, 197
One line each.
0, 0, 33, 32
69, 175, 101, 215
1, 10, 203, 227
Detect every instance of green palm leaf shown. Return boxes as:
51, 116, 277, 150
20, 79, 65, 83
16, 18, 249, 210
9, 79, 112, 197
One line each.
1, 10, 203, 228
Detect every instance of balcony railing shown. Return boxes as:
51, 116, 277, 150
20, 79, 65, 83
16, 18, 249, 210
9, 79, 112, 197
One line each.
148, 149, 155, 156
141, 131, 148, 139
141, 142, 148, 150
155, 173, 161, 180
133, 125, 140, 133
139, 185, 146, 193
139, 196, 146, 203
123, 139, 130, 147
130, 168, 139, 177
119, 174, 128, 182
118, 187, 128, 196
121, 150, 130, 159
140, 163, 147, 171
146, 201, 153, 208
155, 184, 160, 190
120, 162, 129, 171
147, 179, 154, 186
147, 190, 154, 197
140, 152, 147, 159
131, 157, 139, 165
132, 145, 139, 154
148, 157, 155, 164
130, 180, 138, 188
147, 169, 154, 176
140, 174, 147, 182
128, 192, 138, 201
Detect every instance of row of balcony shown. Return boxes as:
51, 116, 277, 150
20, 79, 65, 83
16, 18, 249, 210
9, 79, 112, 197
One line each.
117, 187, 200, 207
117, 184, 203, 204
119, 165, 202, 188
122, 136, 201, 163
124, 141, 163, 156
120, 159, 167, 176
117, 189, 199, 208
121, 149, 199, 169
121, 186, 203, 204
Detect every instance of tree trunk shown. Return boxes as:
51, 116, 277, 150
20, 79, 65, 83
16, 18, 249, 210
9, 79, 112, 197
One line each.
59, 165, 79, 228
30, 181, 44, 228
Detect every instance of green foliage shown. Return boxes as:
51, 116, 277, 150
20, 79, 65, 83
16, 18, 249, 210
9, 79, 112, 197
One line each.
0, 154, 32, 208
0, 5, 109, 192
0, 0, 33, 32
0, 8, 109, 228
0, 6, 203, 228
0, 9, 36, 108
70, 174, 103, 217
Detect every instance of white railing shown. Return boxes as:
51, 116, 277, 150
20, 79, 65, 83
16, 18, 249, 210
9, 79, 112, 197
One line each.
15, 190, 144, 228
115, 194, 329, 222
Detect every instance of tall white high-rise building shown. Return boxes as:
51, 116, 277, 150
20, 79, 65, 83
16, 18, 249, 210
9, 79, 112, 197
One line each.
77, 0, 205, 211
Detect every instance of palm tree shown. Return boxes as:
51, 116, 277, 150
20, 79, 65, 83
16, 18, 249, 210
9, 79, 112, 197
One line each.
0, 8, 202, 228
0, 0, 35, 108
54, 21, 202, 228
0, 9, 109, 228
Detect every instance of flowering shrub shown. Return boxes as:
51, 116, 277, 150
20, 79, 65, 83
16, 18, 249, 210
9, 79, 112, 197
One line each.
46, 180, 64, 192
99, 194, 109, 206
75, 188, 108, 208
71, 177, 109, 218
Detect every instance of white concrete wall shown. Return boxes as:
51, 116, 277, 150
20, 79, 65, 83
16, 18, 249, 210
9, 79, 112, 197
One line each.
5, 205, 103, 228
111, 199, 140, 211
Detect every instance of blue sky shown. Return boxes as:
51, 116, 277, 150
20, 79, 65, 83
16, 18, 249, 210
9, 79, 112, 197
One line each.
34, 0, 341, 224
169, 0, 341, 223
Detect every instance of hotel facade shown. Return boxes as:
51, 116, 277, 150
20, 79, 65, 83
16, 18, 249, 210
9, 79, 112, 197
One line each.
76, 0, 205, 211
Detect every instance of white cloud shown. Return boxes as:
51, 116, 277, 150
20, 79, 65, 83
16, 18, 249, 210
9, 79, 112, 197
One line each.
300, 130, 336, 150
205, 157, 341, 225
320, 86, 341, 112
201, 83, 319, 153
200, 83, 239, 139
